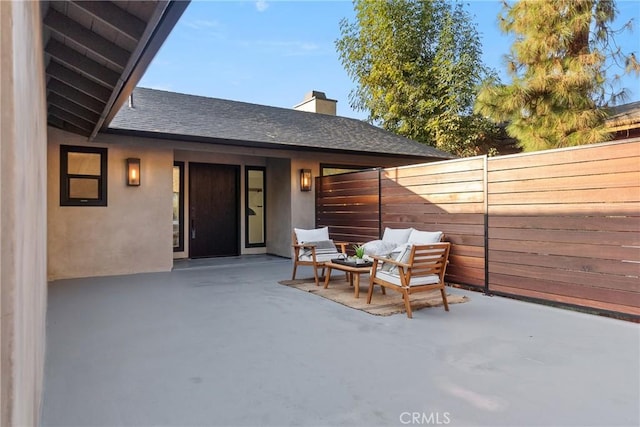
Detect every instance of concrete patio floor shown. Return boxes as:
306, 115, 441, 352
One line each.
42, 255, 639, 427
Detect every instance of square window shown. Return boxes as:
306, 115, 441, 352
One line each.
60, 145, 108, 206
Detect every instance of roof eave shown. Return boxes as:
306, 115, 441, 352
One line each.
93, 1, 190, 139
104, 128, 454, 161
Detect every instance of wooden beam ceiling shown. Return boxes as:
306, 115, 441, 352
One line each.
42, 0, 190, 140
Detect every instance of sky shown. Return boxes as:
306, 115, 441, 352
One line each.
139, 0, 640, 120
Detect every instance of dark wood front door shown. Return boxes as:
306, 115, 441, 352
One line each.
189, 163, 240, 258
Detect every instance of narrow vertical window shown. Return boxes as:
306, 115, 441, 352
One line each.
60, 145, 108, 206
245, 166, 266, 247
173, 162, 185, 251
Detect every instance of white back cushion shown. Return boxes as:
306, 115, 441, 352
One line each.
407, 230, 443, 244
381, 243, 412, 275
362, 240, 398, 256
382, 227, 413, 245
295, 227, 329, 243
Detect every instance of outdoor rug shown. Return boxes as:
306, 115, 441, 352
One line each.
278, 278, 470, 316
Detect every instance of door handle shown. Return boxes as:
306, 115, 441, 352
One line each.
191, 219, 196, 239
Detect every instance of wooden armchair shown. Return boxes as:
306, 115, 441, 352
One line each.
367, 242, 451, 318
292, 227, 348, 286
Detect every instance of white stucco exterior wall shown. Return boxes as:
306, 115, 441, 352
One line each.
266, 157, 292, 257
0, 1, 48, 425
47, 129, 174, 280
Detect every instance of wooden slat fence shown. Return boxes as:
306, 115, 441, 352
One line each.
381, 158, 486, 287
316, 169, 381, 248
316, 139, 640, 318
487, 141, 640, 317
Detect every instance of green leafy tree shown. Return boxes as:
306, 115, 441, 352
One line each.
336, 0, 499, 157
475, 0, 640, 151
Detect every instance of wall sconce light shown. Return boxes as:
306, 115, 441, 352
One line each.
126, 158, 141, 186
300, 169, 312, 192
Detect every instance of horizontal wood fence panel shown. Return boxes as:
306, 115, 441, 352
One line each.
316, 205, 378, 219
382, 192, 485, 205
489, 273, 640, 309
322, 169, 380, 183
489, 215, 640, 232
384, 157, 484, 178
450, 244, 485, 258
319, 217, 380, 228
489, 262, 639, 293
447, 268, 485, 288
379, 220, 484, 237
488, 140, 639, 171
319, 194, 380, 206
488, 156, 639, 182
490, 228, 639, 246
381, 169, 485, 186
488, 203, 640, 216
489, 188, 638, 205
489, 171, 639, 194
490, 250, 640, 277
489, 281, 640, 316
385, 180, 485, 195
489, 238, 638, 261
382, 202, 486, 215
449, 254, 485, 269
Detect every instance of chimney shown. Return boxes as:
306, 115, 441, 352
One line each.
293, 90, 337, 115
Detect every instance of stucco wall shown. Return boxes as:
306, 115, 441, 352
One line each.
266, 157, 292, 257
47, 128, 174, 280
48, 132, 438, 269
0, 1, 48, 425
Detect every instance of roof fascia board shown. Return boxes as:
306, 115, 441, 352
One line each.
103, 128, 450, 160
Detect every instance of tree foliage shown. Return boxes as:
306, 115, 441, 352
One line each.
475, 0, 640, 151
336, 0, 499, 157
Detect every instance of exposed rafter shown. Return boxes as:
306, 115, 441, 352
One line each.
48, 79, 107, 114
70, 1, 145, 43
44, 8, 130, 70
42, 0, 190, 140
47, 61, 112, 102
45, 39, 119, 89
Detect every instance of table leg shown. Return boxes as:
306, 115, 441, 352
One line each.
354, 273, 360, 298
323, 267, 333, 289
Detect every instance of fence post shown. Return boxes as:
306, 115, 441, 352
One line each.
483, 155, 490, 295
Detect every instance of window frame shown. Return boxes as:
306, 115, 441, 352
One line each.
60, 145, 108, 206
245, 166, 266, 248
173, 161, 185, 252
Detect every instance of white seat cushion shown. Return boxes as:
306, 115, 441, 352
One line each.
381, 227, 413, 245
294, 227, 329, 243
407, 230, 443, 244
375, 270, 441, 287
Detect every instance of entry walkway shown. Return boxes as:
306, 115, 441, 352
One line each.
42, 256, 639, 426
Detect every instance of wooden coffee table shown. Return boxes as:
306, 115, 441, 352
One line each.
323, 259, 375, 298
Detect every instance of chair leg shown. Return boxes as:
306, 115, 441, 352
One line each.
366, 277, 375, 303
313, 265, 320, 286
403, 289, 413, 318
440, 288, 450, 311
292, 262, 298, 280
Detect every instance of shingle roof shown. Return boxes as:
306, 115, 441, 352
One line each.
607, 101, 640, 131
108, 87, 454, 160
